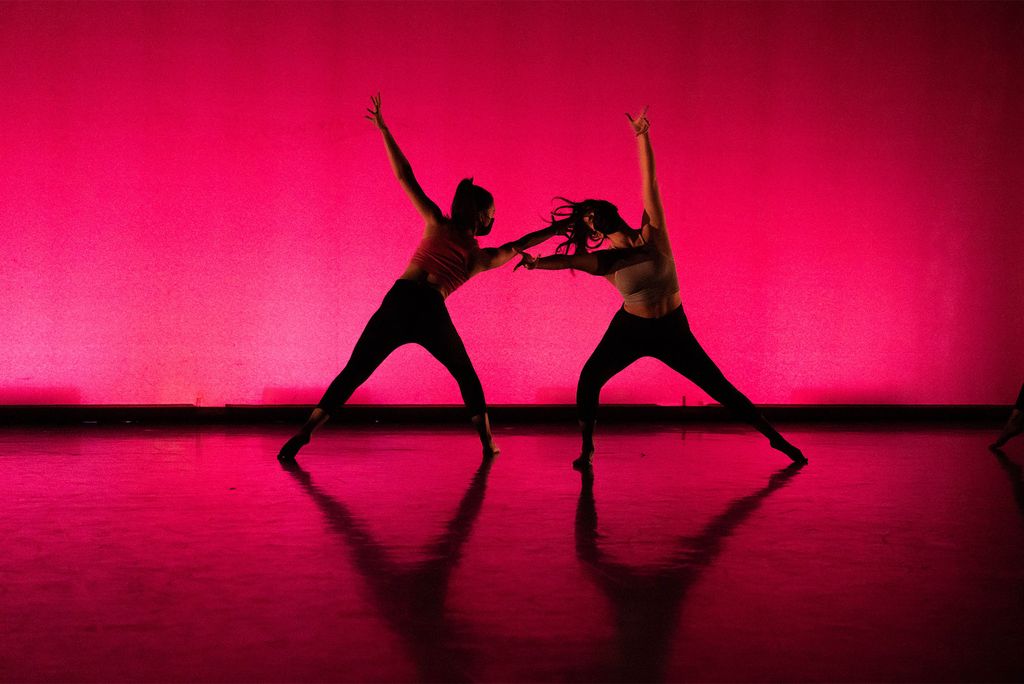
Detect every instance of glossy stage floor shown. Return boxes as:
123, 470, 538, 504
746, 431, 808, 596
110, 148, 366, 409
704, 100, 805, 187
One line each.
2, 423, 1022, 683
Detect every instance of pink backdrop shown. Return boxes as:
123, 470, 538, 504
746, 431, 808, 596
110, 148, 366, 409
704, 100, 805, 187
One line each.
2, 1, 1022, 406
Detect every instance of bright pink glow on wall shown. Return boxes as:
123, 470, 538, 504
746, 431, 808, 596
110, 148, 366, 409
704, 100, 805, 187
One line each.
2, 2, 1022, 406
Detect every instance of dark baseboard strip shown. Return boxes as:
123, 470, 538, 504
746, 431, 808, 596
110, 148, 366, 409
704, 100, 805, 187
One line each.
0, 404, 1010, 425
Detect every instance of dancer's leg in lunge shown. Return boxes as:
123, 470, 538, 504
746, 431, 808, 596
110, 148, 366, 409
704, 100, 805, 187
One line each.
991, 383, 1024, 450
278, 295, 409, 462
277, 94, 568, 464
652, 318, 806, 463
417, 299, 498, 457
575, 311, 645, 468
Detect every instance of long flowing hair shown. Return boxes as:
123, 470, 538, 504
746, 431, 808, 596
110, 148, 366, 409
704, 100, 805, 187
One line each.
546, 198, 633, 255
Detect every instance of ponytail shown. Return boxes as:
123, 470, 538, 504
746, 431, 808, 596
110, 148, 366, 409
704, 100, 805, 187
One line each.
450, 178, 494, 235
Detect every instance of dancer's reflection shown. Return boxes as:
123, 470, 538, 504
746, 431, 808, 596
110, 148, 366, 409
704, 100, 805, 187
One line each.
573, 463, 803, 682
281, 459, 493, 682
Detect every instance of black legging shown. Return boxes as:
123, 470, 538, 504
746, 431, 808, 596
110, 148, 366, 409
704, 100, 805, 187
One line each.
317, 280, 486, 416
577, 305, 759, 424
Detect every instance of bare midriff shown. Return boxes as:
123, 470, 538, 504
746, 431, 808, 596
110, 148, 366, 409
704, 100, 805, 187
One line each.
398, 263, 449, 299
623, 290, 682, 318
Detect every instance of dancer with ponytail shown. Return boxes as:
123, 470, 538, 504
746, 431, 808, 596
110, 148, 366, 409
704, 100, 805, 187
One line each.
517, 107, 806, 468
278, 94, 558, 462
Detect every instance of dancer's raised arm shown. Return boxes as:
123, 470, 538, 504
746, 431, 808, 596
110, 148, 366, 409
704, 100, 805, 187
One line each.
472, 226, 561, 273
515, 245, 654, 276
626, 106, 665, 231
278, 96, 505, 465
365, 93, 443, 225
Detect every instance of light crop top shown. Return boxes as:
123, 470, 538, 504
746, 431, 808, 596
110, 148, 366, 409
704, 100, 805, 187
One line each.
409, 230, 479, 298
612, 247, 680, 309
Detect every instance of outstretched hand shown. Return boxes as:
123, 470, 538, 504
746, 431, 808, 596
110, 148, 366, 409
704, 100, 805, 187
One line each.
364, 93, 385, 129
514, 252, 538, 271
626, 105, 650, 136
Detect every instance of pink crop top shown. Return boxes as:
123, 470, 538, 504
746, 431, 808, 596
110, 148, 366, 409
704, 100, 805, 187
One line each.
409, 230, 478, 297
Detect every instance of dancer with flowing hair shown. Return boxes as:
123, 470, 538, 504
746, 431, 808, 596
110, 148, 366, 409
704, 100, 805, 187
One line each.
517, 107, 806, 468
277, 94, 558, 462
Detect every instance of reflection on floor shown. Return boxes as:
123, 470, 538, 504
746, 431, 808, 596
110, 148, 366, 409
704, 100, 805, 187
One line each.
1, 424, 1022, 682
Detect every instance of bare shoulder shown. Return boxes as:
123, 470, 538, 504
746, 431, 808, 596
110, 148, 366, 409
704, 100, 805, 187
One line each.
643, 220, 670, 244
422, 216, 448, 239
640, 207, 667, 231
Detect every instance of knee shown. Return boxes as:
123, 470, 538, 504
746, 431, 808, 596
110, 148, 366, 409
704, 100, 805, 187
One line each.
453, 368, 486, 412
465, 392, 487, 416
575, 374, 594, 404
577, 362, 603, 393
577, 367, 608, 401
576, 374, 602, 418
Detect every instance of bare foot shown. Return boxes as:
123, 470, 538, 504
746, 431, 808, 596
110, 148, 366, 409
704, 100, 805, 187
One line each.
992, 412, 1023, 449
572, 445, 594, 470
991, 434, 1018, 450
770, 438, 808, 464
483, 441, 501, 459
277, 433, 310, 463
